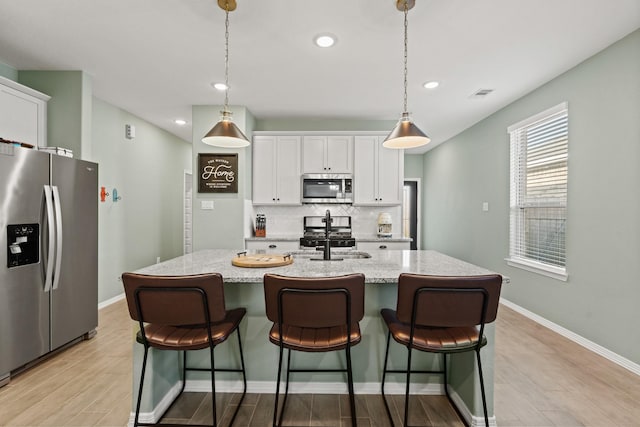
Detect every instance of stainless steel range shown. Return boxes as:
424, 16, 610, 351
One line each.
300, 215, 356, 248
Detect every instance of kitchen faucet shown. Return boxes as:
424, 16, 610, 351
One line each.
322, 209, 332, 260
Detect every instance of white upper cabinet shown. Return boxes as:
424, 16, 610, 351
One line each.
253, 135, 301, 205
302, 135, 353, 174
0, 76, 49, 148
354, 136, 404, 205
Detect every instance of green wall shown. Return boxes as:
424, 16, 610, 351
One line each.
255, 118, 396, 132
18, 71, 91, 158
404, 154, 424, 179
422, 29, 640, 364
93, 98, 191, 302
0, 61, 17, 81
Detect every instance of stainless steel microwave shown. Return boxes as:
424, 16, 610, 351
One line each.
301, 174, 353, 204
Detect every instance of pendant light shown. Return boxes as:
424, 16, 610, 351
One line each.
202, 0, 250, 148
383, 0, 431, 149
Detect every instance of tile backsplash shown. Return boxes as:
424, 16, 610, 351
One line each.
248, 204, 402, 238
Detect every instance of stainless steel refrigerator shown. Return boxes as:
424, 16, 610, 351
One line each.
0, 145, 98, 386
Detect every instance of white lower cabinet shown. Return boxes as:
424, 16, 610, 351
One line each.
357, 241, 410, 251
245, 240, 300, 252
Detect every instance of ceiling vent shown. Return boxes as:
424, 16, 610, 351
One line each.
470, 88, 494, 98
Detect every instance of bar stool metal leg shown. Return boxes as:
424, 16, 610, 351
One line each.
345, 344, 357, 427
133, 345, 149, 427
381, 331, 394, 426
209, 343, 217, 427
476, 349, 489, 427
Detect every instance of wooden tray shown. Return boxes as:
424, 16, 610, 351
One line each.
231, 252, 293, 268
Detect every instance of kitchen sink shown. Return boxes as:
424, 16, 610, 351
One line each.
286, 250, 371, 259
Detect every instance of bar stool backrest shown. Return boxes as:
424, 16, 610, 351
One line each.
396, 274, 502, 327
122, 272, 227, 325
264, 274, 365, 328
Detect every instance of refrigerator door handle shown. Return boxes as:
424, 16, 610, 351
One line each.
43, 185, 55, 292
52, 185, 63, 290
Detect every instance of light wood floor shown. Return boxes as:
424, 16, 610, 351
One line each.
1, 299, 639, 426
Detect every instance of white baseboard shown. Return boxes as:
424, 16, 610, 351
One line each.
129, 380, 487, 426
98, 292, 125, 310
448, 387, 496, 427
127, 380, 184, 426
500, 298, 640, 376
184, 379, 443, 395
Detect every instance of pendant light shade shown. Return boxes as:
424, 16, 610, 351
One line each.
383, 0, 430, 150
202, 110, 249, 148
202, 0, 250, 148
383, 112, 431, 149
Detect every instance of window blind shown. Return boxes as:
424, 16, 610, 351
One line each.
509, 103, 568, 276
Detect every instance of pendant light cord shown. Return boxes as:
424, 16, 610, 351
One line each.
223, 1, 230, 112
403, 1, 408, 114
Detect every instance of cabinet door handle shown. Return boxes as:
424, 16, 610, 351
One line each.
269, 244, 277, 249
379, 245, 387, 249
272, 198, 276, 201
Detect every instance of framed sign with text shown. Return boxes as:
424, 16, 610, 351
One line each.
198, 153, 238, 193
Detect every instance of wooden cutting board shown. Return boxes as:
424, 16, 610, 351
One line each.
231, 253, 293, 268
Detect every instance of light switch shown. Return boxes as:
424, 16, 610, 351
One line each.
482, 202, 489, 212
201, 200, 215, 210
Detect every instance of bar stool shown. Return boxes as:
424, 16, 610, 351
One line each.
122, 272, 247, 427
263, 273, 365, 427
380, 274, 502, 427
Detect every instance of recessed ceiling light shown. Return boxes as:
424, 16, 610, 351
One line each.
423, 81, 439, 89
314, 34, 336, 48
213, 82, 228, 91
174, 119, 187, 126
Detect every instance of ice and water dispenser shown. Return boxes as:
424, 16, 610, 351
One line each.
6, 224, 39, 268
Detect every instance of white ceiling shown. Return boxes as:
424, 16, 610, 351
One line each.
0, 0, 638, 153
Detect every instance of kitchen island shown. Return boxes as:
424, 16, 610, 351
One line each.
130, 249, 506, 425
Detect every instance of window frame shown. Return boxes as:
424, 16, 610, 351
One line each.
506, 102, 569, 281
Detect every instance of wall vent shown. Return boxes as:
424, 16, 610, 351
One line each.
470, 88, 494, 98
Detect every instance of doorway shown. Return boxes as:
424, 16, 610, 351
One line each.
184, 171, 193, 254
403, 179, 420, 250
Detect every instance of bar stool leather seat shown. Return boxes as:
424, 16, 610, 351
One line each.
381, 308, 486, 352
136, 307, 246, 350
268, 323, 361, 352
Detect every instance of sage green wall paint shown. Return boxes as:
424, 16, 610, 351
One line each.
255, 118, 397, 132
92, 98, 191, 302
245, 110, 256, 198
404, 154, 424, 179
18, 71, 90, 158
0, 61, 17, 81
81, 72, 93, 159
192, 105, 251, 250
423, 29, 640, 365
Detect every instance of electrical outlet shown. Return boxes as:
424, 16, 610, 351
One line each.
201, 200, 215, 210
482, 202, 489, 212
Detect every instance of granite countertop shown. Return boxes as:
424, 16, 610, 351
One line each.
355, 236, 412, 242
245, 236, 412, 242
245, 236, 300, 241
135, 249, 507, 284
